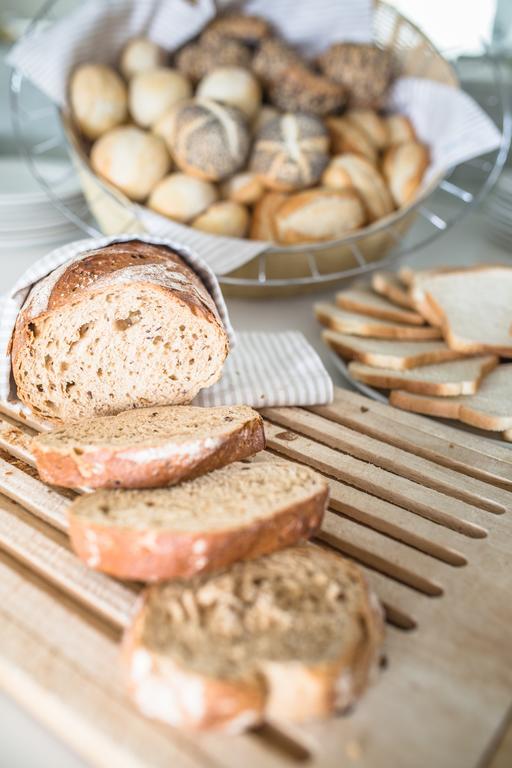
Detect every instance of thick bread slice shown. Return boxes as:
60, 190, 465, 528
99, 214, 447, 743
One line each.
122, 544, 384, 731
315, 304, 441, 340
11, 241, 229, 420
31, 405, 264, 490
336, 288, 424, 325
390, 364, 512, 431
68, 460, 329, 581
371, 272, 416, 309
419, 267, 512, 356
349, 355, 498, 396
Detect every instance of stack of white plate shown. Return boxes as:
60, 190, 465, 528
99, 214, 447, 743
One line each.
0, 155, 87, 250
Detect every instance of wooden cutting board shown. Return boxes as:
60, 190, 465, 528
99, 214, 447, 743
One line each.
0, 386, 511, 768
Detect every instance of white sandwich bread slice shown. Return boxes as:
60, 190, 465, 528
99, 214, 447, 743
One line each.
315, 304, 442, 340
389, 364, 512, 431
122, 544, 385, 732
348, 355, 498, 396
31, 404, 265, 490
371, 272, 416, 309
335, 288, 425, 325
67, 460, 329, 581
323, 330, 470, 370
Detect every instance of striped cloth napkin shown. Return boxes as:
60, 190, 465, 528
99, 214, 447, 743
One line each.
0, 235, 333, 410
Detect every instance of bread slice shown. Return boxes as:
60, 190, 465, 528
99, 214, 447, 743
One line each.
371, 272, 416, 309
315, 303, 441, 340
503, 429, 512, 443
323, 330, 470, 370
31, 405, 265, 490
68, 460, 329, 581
336, 288, 424, 325
418, 267, 512, 356
122, 544, 384, 731
390, 364, 512, 431
349, 355, 498, 396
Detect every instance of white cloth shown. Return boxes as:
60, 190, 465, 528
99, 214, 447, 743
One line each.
0, 235, 333, 409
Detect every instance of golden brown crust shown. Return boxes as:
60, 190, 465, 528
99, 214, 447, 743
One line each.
274, 188, 365, 244
68, 487, 328, 581
32, 414, 265, 490
249, 192, 288, 241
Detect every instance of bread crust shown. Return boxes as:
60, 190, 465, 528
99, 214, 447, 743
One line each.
121, 547, 384, 731
68, 486, 328, 581
32, 413, 265, 490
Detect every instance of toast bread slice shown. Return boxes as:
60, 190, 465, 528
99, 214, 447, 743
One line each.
336, 288, 424, 325
315, 303, 442, 340
371, 272, 416, 309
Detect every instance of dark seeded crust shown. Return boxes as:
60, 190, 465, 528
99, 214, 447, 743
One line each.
32, 413, 265, 490
121, 546, 385, 731
67, 486, 328, 581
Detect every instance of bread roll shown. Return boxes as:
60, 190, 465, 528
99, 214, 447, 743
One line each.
385, 114, 416, 146
382, 141, 429, 207
251, 113, 329, 192
175, 38, 252, 83
166, 99, 250, 182
129, 68, 192, 127
148, 173, 218, 222
91, 126, 170, 201
274, 188, 366, 244
201, 13, 271, 46
322, 154, 394, 222
120, 37, 165, 80
345, 110, 388, 150
317, 43, 394, 109
192, 201, 250, 238
250, 192, 288, 241
197, 66, 262, 120
252, 105, 279, 135
252, 38, 301, 84
326, 117, 377, 165
221, 172, 264, 205
70, 64, 128, 140
268, 65, 346, 117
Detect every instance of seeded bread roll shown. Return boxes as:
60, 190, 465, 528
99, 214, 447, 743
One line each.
220, 172, 265, 205
70, 64, 128, 140
192, 201, 250, 238
175, 38, 252, 83
252, 105, 279, 135
251, 113, 329, 192
148, 173, 217, 223
345, 110, 388, 150
317, 43, 395, 109
91, 126, 171, 201
274, 188, 366, 244
32, 405, 264, 490
11, 241, 228, 420
129, 68, 192, 128
326, 117, 378, 165
249, 192, 288, 241
268, 65, 346, 117
197, 66, 262, 120
252, 38, 301, 84
123, 544, 384, 731
166, 99, 250, 182
321, 154, 394, 222
68, 461, 329, 581
382, 141, 429, 207
201, 13, 272, 47
120, 38, 165, 80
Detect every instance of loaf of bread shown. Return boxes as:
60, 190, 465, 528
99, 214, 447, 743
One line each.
68, 461, 329, 580
120, 38, 165, 80
274, 188, 366, 244
32, 405, 264, 489
196, 66, 262, 120
70, 64, 128, 140
11, 241, 229, 420
122, 544, 384, 731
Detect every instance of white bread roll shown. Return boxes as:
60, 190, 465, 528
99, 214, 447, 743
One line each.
384, 114, 416, 146
326, 117, 378, 165
70, 64, 127, 140
220, 172, 264, 205
345, 109, 388, 150
274, 188, 366, 244
192, 201, 250, 238
196, 66, 262, 120
382, 141, 429, 207
120, 37, 165, 80
322, 154, 394, 222
129, 68, 192, 127
91, 126, 170, 201
148, 173, 218, 222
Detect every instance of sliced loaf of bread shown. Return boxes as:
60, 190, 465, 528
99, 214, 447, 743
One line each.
68, 460, 329, 581
122, 544, 384, 731
32, 405, 264, 490
315, 304, 441, 340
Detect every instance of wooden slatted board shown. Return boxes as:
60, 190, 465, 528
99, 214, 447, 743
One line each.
0, 386, 511, 768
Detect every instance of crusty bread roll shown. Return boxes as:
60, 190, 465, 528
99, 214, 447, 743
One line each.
11, 241, 229, 421
129, 67, 192, 127
192, 201, 250, 238
201, 13, 271, 47
70, 64, 128, 140
120, 37, 165, 80
220, 172, 264, 205
165, 99, 250, 181
249, 192, 288, 241
345, 109, 388, 150
251, 113, 329, 192
252, 38, 301, 84
91, 126, 170, 201
384, 114, 416, 146
322, 154, 394, 222
268, 65, 346, 117
326, 117, 378, 165
274, 188, 366, 244
317, 43, 394, 109
382, 141, 429, 207
175, 38, 252, 83
197, 66, 262, 120
148, 173, 217, 222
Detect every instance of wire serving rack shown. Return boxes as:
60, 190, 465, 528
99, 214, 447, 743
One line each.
8, 0, 512, 294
